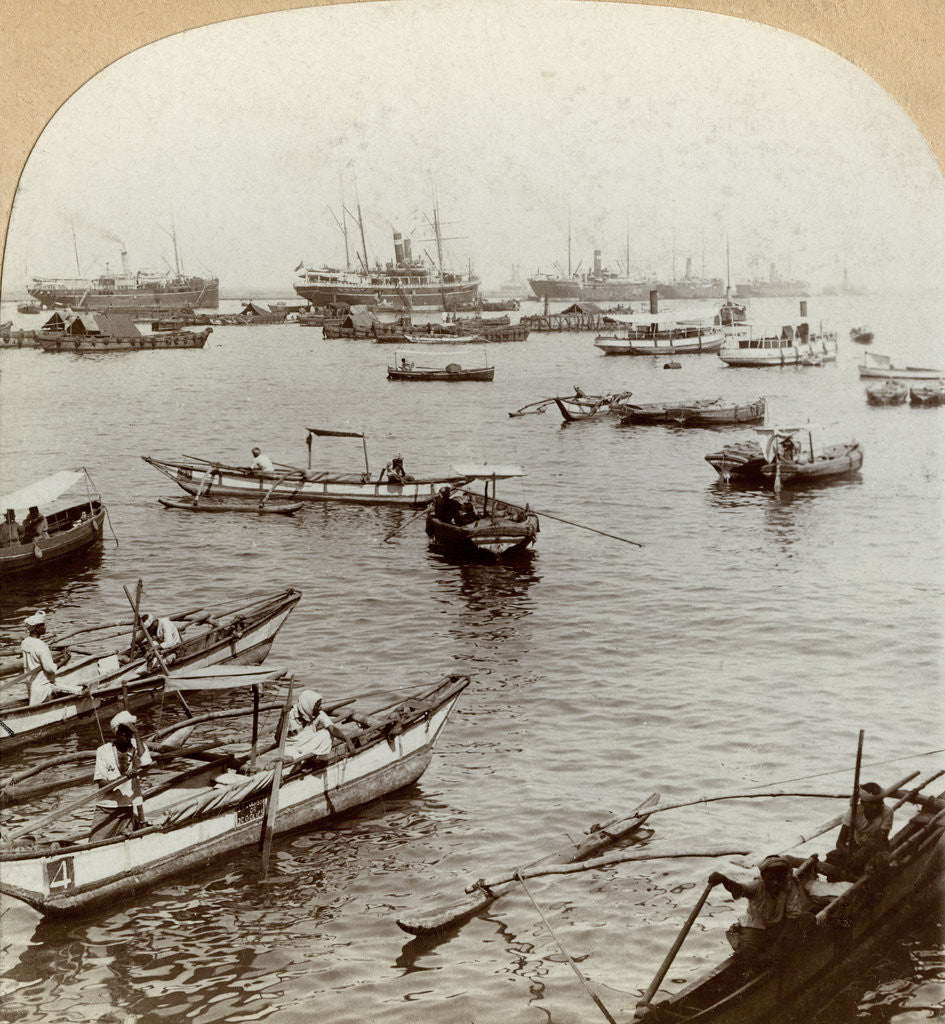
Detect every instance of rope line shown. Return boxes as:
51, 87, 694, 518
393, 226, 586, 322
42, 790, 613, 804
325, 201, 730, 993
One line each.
750, 748, 945, 789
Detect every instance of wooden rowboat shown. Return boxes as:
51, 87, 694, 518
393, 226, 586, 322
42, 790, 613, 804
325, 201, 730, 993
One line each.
910, 381, 945, 406
616, 398, 765, 427
158, 497, 303, 515
425, 469, 539, 560
396, 792, 660, 936
633, 788, 945, 1024
0, 470, 108, 578
0, 671, 470, 916
865, 379, 909, 405
0, 588, 300, 749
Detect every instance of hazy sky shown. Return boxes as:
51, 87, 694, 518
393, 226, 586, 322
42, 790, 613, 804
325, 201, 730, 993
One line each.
3, 0, 945, 296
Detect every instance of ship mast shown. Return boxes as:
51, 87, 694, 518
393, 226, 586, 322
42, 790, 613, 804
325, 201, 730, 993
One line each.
352, 168, 370, 272
725, 236, 733, 303
339, 175, 351, 270
567, 204, 572, 278
431, 180, 445, 282
71, 219, 81, 276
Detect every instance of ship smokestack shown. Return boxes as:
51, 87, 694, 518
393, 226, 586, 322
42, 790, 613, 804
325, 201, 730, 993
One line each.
393, 232, 405, 265
121, 249, 130, 275
402, 237, 412, 262
593, 249, 601, 275
799, 300, 808, 317
685, 256, 692, 279
649, 290, 659, 313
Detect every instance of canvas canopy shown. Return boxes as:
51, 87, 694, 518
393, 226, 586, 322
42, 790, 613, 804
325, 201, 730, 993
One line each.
307, 427, 364, 439
163, 665, 282, 692
0, 470, 88, 512
451, 463, 524, 479
239, 301, 272, 317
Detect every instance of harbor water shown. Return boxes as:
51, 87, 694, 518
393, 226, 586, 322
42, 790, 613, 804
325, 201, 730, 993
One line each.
0, 294, 943, 1023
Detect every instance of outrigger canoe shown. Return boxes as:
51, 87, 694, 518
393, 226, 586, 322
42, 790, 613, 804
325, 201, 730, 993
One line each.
143, 428, 473, 508
0, 588, 300, 749
553, 390, 632, 422
0, 671, 470, 916
633, 787, 945, 1024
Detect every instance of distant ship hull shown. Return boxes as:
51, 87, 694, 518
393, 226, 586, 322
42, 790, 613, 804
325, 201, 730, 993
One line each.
735, 281, 809, 298
528, 277, 724, 302
28, 279, 219, 310
294, 278, 480, 310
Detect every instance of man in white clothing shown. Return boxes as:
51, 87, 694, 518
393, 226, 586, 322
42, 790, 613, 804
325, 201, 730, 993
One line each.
249, 447, 275, 474
20, 611, 81, 706
89, 710, 154, 840
284, 689, 356, 761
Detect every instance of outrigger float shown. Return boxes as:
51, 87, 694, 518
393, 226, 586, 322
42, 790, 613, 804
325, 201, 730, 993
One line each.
143, 429, 474, 508
0, 670, 470, 916
0, 588, 300, 749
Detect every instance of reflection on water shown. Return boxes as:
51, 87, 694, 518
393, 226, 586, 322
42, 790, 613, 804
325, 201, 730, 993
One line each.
0, 545, 106, 622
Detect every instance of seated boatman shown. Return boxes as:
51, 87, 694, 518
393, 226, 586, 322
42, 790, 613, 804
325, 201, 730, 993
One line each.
22, 506, 49, 543
249, 446, 275, 474
708, 855, 817, 970
823, 782, 894, 880
0, 509, 21, 547
139, 612, 182, 666
283, 689, 356, 762
432, 486, 462, 524
385, 454, 410, 485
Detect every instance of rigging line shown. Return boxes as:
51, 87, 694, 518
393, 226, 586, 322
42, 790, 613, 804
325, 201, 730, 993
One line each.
749, 748, 945, 790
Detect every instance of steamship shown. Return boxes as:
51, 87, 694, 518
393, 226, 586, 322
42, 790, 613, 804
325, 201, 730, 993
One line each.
27, 250, 219, 310
528, 250, 724, 303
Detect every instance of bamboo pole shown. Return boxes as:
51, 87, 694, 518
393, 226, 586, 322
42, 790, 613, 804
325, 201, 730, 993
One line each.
261, 677, 294, 874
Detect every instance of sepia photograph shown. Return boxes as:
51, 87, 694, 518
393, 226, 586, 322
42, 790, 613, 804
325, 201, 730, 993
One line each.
0, 1, 943, 1022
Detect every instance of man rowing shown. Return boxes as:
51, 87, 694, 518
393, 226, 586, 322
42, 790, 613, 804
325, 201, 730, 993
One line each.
89, 711, 153, 840
20, 611, 82, 706
708, 855, 817, 971
823, 782, 894, 880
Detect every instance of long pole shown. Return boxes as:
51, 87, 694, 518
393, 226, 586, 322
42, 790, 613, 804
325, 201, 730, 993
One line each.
261, 677, 294, 874
516, 872, 617, 1024
847, 729, 865, 856
639, 881, 715, 1007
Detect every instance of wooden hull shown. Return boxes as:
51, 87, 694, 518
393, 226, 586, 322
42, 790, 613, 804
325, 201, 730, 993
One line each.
0, 675, 469, 915
910, 384, 945, 405
595, 331, 723, 356
554, 394, 630, 421
704, 442, 767, 483
760, 444, 863, 485
0, 502, 106, 577
425, 512, 539, 559
158, 497, 303, 515
859, 363, 944, 380
620, 399, 765, 427
866, 381, 909, 405
0, 589, 300, 749
35, 328, 212, 352
143, 456, 472, 508
387, 366, 494, 382
636, 800, 945, 1024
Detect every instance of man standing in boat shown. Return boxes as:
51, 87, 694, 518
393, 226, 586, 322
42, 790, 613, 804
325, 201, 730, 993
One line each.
708, 855, 817, 969
249, 447, 275, 474
20, 611, 81, 706
823, 782, 894, 879
89, 710, 153, 840
433, 486, 461, 524
0, 509, 20, 546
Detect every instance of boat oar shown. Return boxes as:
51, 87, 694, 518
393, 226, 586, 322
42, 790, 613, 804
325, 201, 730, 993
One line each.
638, 880, 716, 1009
2, 763, 160, 844
260, 678, 294, 875
123, 584, 193, 720
468, 848, 751, 890
456, 490, 643, 548
846, 730, 865, 857
516, 871, 618, 1024
382, 506, 430, 542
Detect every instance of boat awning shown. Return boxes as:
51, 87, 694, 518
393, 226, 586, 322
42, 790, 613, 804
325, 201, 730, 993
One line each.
450, 463, 524, 479
0, 470, 87, 511
164, 665, 283, 692
307, 427, 364, 438
755, 426, 817, 437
